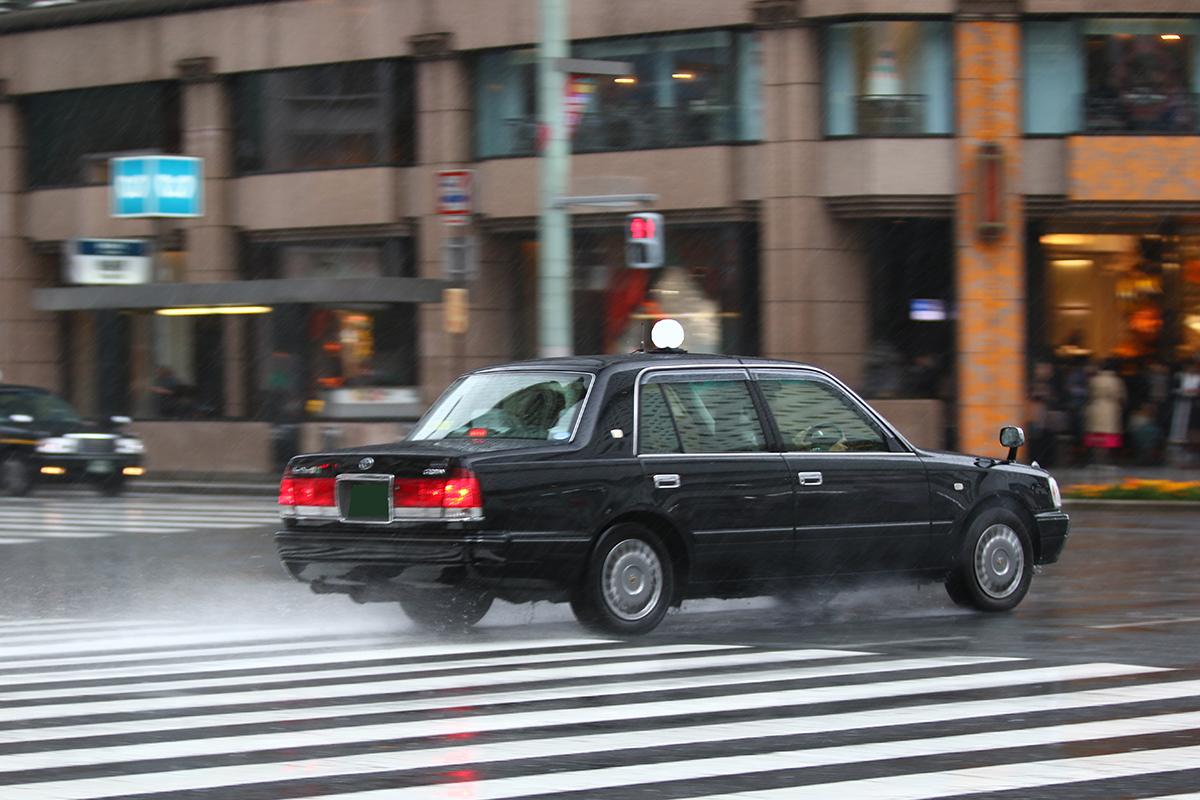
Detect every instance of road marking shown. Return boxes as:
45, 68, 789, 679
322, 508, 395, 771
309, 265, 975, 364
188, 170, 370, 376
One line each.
1090, 616, 1200, 630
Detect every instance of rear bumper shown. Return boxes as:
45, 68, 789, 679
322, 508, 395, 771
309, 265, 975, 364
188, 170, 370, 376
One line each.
1034, 510, 1070, 564
274, 526, 592, 597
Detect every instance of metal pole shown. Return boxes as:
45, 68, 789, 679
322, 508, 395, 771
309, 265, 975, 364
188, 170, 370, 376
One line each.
538, 0, 571, 357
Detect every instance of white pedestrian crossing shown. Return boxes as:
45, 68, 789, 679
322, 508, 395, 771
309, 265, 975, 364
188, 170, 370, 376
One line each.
0, 493, 279, 545
0, 619, 1195, 800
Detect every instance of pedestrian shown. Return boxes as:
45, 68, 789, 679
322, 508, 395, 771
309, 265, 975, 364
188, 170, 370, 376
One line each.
149, 365, 181, 418
1168, 355, 1200, 464
1084, 358, 1126, 464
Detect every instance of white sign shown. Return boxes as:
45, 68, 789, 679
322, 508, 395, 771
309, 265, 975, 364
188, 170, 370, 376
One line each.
64, 239, 152, 285
436, 169, 474, 224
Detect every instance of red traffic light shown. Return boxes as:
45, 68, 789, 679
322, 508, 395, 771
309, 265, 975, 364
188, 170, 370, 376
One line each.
629, 216, 656, 240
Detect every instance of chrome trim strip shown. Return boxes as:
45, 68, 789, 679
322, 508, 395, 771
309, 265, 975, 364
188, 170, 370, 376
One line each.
638, 452, 788, 459
335, 473, 395, 526
780, 451, 919, 458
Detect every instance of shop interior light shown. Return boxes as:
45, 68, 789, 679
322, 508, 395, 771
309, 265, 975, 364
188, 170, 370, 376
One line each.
1161, 33, 1182, 41
613, 76, 637, 85
1040, 234, 1092, 247
155, 306, 273, 316
671, 71, 695, 80
1052, 259, 1094, 269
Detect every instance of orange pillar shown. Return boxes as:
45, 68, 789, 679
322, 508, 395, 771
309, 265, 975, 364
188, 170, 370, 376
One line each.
955, 19, 1025, 456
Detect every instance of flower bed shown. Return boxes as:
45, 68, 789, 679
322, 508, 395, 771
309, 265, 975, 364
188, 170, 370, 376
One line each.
1064, 479, 1200, 501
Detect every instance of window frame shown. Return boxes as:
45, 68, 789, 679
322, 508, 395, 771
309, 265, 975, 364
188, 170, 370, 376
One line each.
634, 365, 775, 457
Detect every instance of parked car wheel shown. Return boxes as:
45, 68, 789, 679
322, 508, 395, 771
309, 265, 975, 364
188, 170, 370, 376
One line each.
573, 523, 674, 635
398, 588, 493, 631
948, 506, 1033, 612
0, 457, 33, 497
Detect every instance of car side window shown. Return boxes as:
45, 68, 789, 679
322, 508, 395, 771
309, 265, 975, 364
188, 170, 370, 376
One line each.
639, 373, 766, 454
758, 375, 888, 453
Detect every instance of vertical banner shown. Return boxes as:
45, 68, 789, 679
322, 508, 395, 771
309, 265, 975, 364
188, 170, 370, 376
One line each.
538, 74, 597, 150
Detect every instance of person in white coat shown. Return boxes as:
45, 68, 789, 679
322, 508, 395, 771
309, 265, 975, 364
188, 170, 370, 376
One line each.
1084, 359, 1126, 464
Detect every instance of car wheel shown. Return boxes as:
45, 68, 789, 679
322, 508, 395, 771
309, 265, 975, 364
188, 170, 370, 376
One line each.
398, 588, 494, 631
97, 476, 126, 497
0, 457, 34, 497
573, 523, 674, 636
950, 506, 1034, 612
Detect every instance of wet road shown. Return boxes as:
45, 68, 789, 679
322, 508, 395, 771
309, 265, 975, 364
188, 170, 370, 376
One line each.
0, 492, 1198, 799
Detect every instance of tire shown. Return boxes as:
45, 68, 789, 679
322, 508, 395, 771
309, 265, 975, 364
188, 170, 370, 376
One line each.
572, 523, 674, 636
398, 588, 494, 632
0, 457, 34, 497
947, 506, 1034, 612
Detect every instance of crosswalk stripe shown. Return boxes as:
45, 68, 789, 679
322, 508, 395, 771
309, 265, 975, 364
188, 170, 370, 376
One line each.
0, 619, 160, 636
0, 623, 213, 647
0, 643, 756, 700
0, 537, 34, 544
0, 518, 269, 529
0, 626, 321, 660
678, 744, 1200, 800
0, 641, 784, 688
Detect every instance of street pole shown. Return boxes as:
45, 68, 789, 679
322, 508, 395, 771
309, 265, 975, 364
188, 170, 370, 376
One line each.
538, 0, 571, 358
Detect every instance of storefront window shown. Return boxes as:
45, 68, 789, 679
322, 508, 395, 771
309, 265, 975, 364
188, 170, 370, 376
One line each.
22, 82, 181, 188
823, 20, 953, 137
1026, 19, 1200, 134
232, 60, 415, 173
474, 31, 760, 158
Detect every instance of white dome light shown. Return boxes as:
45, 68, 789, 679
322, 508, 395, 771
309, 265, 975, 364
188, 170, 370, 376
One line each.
651, 318, 685, 350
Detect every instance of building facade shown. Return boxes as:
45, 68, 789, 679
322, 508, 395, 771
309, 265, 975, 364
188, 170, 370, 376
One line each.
1, 0, 1198, 472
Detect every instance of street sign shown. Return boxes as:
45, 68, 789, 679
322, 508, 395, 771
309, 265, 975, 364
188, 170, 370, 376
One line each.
443, 287, 469, 334
443, 234, 478, 282
63, 239, 152, 285
110, 156, 204, 218
436, 169, 474, 225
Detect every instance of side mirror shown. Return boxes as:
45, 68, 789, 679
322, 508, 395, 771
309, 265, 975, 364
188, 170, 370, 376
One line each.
111, 415, 133, 425
999, 425, 1025, 461
9, 414, 33, 424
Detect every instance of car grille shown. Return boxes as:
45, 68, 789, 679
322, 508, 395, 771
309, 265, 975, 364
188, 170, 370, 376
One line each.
75, 438, 116, 455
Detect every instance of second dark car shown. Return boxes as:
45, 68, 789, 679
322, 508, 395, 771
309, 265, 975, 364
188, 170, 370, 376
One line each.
275, 342, 1069, 635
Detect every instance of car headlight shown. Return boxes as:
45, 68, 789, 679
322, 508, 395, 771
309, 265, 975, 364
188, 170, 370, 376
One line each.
36, 437, 79, 454
115, 437, 144, 455
1048, 476, 1062, 509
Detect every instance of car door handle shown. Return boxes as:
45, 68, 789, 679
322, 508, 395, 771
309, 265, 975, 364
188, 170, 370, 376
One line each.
797, 471, 823, 487
653, 474, 681, 489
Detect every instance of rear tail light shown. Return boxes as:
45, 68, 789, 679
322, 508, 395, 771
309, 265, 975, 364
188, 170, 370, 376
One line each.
278, 476, 335, 507
393, 469, 483, 512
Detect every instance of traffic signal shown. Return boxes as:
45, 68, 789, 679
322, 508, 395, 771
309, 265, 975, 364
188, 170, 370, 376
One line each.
625, 212, 663, 269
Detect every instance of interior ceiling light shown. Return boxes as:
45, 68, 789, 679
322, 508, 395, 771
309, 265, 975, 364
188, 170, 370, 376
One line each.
1052, 259, 1094, 269
671, 71, 695, 80
155, 305, 273, 316
613, 76, 637, 85
1161, 33, 1182, 41
1039, 234, 1092, 247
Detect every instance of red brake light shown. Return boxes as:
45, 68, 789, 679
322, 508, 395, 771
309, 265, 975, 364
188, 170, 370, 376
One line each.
292, 477, 335, 507
443, 471, 482, 509
278, 477, 296, 506
468, 428, 488, 438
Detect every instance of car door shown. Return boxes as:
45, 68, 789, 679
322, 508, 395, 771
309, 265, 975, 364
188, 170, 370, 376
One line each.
637, 368, 794, 585
752, 369, 932, 577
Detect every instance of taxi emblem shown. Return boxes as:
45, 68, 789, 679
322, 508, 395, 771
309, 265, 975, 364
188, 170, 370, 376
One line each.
358, 457, 375, 471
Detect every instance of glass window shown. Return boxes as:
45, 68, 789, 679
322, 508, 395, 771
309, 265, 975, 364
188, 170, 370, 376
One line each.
410, 372, 592, 443
474, 31, 761, 158
1082, 19, 1200, 134
1024, 21, 1085, 134
22, 82, 180, 188
639, 373, 766, 454
232, 60, 415, 173
823, 20, 953, 136
758, 374, 887, 453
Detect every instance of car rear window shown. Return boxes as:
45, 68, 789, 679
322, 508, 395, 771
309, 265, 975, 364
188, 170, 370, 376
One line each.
409, 371, 592, 443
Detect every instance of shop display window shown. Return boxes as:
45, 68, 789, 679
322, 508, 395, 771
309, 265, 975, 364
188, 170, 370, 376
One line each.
822, 20, 953, 137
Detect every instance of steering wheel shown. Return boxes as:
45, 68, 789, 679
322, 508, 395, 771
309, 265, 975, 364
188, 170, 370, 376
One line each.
799, 423, 844, 452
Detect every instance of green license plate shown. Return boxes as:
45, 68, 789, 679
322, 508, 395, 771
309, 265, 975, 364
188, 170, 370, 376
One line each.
344, 481, 390, 522
87, 460, 114, 474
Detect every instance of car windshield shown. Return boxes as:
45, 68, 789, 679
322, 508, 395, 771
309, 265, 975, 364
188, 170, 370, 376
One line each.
1, 391, 82, 425
409, 371, 592, 443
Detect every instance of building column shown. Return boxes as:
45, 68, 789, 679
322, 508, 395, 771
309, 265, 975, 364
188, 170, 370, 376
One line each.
757, 10, 869, 388
954, 17, 1026, 456
0, 81, 59, 390
413, 34, 517, 404
179, 58, 244, 415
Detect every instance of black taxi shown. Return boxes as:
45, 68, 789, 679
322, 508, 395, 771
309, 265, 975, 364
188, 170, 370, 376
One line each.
0, 385, 146, 496
275, 329, 1069, 635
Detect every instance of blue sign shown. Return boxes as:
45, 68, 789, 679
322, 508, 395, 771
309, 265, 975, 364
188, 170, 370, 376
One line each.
110, 156, 204, 218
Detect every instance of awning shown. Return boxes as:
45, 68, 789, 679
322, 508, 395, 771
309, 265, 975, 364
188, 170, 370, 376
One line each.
32, 277, 448, 312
